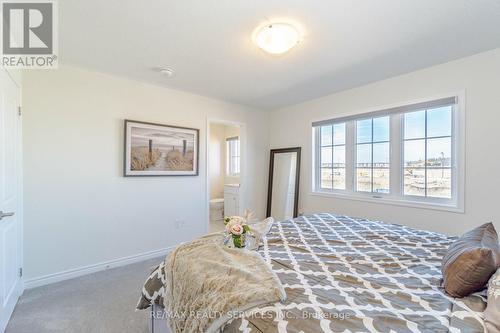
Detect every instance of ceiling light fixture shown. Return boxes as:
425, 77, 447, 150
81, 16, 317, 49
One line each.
253, 22, 301, 55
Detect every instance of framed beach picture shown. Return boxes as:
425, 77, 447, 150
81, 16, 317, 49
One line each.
124, 120, 199, 176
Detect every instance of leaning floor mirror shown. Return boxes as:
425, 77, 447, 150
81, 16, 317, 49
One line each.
266, 147, 301, 221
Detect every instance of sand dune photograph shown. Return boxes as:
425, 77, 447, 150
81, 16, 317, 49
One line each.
124, 120, 199, 176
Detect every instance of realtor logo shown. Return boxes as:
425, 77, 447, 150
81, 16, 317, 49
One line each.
1, 0, 58, 68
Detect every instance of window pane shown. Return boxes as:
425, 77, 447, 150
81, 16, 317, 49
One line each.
427, 106, 452, 138
373, 142, 389, 167
333, 146, 345, 168
373, 169, 390, 194
357, 144, 372, 167
427, 137, 451, 167
320, 147, 332, 168
404, 139, 425, 167
333, 168, 345, 190
321, 168, 333, 189
229, 140, 238, 157
357, 119, 372, 143
356, 168, 372, 192
404, 168, 425, 196
333, 123, 346, 145
321, 126, 332, 146
234, 157, 240, 174
373, 116, 390, 142
427, 168, 451, 198
404, 110, 425, 139
231, 157, 239, 174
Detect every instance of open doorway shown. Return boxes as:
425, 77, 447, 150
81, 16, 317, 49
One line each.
207, 121, 243, 233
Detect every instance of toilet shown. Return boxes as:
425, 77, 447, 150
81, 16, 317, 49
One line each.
209, 198, 224, 221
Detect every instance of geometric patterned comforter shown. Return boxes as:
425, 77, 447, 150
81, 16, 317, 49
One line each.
221, 214, 487, 333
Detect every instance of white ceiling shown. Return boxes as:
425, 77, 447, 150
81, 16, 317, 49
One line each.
60, 0, 500, 110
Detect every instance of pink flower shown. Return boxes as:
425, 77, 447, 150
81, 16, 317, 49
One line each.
226, 216, 245, 225
226, 217, 245, 231
229, 224, 243, 236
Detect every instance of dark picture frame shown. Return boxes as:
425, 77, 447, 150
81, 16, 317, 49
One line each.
266, 147, 301, 218
123, 119, 199, 177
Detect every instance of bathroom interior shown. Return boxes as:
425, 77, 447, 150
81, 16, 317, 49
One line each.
208, 122, 241, 232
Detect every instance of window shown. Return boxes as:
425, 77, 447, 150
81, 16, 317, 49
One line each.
356, 116, 390, 193
226, 136, 240, 176
319, 123, 346, 190
313, 96, 462, 210
403, 107, 452, 198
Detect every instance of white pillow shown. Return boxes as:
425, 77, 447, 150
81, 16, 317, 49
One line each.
485, 268, 500, 333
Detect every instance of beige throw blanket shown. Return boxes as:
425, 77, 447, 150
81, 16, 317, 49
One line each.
163, 218, 286, 333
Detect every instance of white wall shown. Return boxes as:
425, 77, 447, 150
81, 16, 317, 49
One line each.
269, 48, 500, 236
22, 66, 270, 281
209, 123, 225, 199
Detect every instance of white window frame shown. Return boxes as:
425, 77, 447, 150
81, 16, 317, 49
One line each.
226, 136, 240, 176
311, 93, 465, 213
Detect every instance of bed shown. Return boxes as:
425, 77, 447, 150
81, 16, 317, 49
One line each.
143, 213, 487, 332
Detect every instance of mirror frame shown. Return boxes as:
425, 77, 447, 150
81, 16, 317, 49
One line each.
266, 147, 301, 219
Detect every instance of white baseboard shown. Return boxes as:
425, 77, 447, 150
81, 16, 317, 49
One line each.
24, 246, 175, 289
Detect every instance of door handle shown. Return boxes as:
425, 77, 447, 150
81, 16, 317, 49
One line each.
0, 211, 14, 220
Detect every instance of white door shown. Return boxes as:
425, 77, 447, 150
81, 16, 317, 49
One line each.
0, 70, 22, 333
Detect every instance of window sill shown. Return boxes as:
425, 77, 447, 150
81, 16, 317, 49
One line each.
309, 191, 464, 213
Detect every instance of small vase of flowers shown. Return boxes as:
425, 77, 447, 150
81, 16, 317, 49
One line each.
224, 216, 251, 248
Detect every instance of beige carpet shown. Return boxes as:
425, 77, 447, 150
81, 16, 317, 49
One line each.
6, 257, 164, 333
